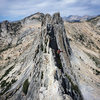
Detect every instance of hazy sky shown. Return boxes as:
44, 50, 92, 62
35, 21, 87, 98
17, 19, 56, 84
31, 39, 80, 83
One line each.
0, 0, 100, 21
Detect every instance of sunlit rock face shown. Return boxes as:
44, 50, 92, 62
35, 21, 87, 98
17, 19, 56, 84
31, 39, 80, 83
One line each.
0, 12, 100, 100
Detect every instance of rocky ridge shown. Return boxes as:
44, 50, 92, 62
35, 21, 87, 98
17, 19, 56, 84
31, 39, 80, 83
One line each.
0, 12, 100, 100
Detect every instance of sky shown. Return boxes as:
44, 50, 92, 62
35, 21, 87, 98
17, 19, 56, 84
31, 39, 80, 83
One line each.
0, 0, 100, 22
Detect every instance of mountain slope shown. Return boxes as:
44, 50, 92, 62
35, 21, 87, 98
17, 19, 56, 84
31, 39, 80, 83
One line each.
0, 12, 43, 99
64, 17, 100, 100
0, 13, 100, 100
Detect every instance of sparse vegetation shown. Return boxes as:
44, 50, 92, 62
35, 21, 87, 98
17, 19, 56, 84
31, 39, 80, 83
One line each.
73, 34, 86, 42
74, 33, 100, 51
0, 56, 3, 60
1, 80, 8, 88
11, 22, 22, 34
55, 51, 63, 70
43, 39, 48, 53
0, 82, 11, 95
65, 74, 81, 94
0, 79, 17, 95
95, 70, 100, 75
57, 58, 62, 69
0, 65, 7, 71
31, 17, 40, 21
41, 71, 43, 79
0, 79, 17, 88
11, 79, 17, 83
87, 17, 99, 25
45, 38, 48, 46
44, 47, 47, 53
36, 45, 39, 54
92, 57, 100, 68
79, 34, 85, 42
92, 68, 100, 75
0, 65, 14, 81
34, 45, 40, 59
86, 53, 100, 68
68, 38, 72, 42
0, 44, 11, 54
41, 43, 43, 51
22, 79, 29, 95
6, 57, 11, 60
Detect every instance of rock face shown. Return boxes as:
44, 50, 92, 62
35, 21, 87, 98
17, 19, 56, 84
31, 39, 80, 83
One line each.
40, 13, 83, 100
0, 12, 100, 100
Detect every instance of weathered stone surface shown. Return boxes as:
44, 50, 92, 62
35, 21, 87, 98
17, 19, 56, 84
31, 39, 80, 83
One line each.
0, 12, 100, 100
40, 12, 83, 100
64, 17, 100, 100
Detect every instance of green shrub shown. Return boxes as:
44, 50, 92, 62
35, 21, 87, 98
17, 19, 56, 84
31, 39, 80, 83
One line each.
41, 44, 43, 51
41, 71, 43, 79
22, 79, 29, 95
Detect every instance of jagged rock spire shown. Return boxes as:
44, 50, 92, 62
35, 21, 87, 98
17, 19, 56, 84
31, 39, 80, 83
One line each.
52, 12, 63, 24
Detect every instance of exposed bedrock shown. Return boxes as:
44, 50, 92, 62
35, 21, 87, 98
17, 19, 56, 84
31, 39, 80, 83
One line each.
41, 12, 83, 100
0, 12, 83, 100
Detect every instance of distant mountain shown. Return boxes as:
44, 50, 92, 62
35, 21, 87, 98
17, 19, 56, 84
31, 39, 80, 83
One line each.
63, 15, 95, 22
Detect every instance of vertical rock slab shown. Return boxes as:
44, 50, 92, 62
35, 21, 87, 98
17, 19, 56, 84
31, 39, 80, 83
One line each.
41, 12, 83, 100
